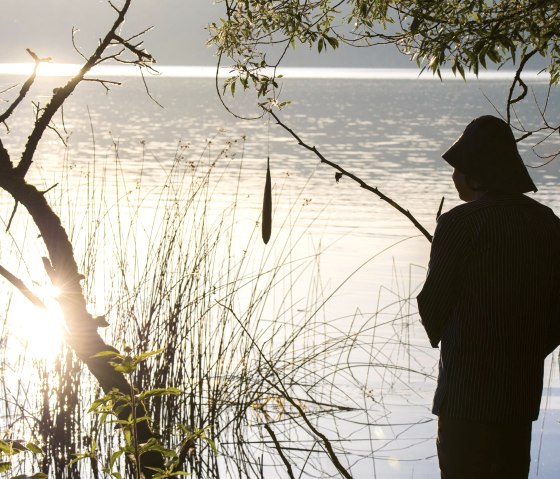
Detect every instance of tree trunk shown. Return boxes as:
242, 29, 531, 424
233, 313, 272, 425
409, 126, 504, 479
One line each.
0, 173, 164, 477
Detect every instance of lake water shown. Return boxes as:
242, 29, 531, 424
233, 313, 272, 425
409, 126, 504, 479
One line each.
0, 67, 559, 477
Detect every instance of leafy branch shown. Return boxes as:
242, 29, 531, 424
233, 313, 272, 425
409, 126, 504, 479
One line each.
211, 0, 560, 159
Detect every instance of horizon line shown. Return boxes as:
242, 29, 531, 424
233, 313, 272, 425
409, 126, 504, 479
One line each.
0, 63, 551, 81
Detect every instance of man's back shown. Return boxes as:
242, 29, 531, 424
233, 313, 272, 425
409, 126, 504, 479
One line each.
418, 192, 560, 424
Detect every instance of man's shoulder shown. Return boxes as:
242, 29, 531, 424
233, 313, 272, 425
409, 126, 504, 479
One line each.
436, 198, 486, 227
438, 194, 560, 231
442, 194, 557, 219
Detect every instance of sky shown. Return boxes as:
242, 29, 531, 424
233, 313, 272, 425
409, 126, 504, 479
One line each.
1, 0, 414, 68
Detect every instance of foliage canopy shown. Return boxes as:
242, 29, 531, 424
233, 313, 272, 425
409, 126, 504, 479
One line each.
209, 0, 560, 97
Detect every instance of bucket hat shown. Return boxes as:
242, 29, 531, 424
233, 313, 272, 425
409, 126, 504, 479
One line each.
442, 115, 537, 193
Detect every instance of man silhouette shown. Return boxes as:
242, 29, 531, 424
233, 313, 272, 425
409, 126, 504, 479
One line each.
417, 116, 560, 478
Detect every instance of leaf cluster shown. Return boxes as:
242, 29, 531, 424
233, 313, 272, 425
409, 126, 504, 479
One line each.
71, 348, 216, 478
209, 0, 560, 96
0, 440, 46, 479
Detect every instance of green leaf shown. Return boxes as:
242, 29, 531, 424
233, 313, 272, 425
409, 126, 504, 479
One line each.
4, 442, 27, 455
92, 350, 120, 359
69, 452, 92, 466
134, 349, 165, 361
139, 387, 183, 401
0, 462, 11, 473
109, 450, 124, 469
204, 437, 218, 455
25, 443, 44, 455
326, 36, 339, 49
0, 441, 12, 455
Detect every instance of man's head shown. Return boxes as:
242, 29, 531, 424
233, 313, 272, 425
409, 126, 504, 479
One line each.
451, 168, 486, 202
442, 115, 536, 199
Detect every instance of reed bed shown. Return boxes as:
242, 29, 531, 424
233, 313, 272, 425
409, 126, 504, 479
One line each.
0, 135, 439, 478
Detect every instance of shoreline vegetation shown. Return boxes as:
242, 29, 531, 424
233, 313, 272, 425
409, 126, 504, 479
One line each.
1, 137, 439, 477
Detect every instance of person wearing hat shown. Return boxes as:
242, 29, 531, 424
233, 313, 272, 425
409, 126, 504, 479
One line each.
417, 115, 560, 478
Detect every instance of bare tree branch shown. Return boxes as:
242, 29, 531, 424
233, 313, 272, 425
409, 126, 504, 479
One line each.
0, 1, 164, 476
0, 49, 50, 125
506, 49, 538, 125
267, 109, 434, 242
15, 0, 153, 178
0, 263, 47, 310
0, 138, 12, 170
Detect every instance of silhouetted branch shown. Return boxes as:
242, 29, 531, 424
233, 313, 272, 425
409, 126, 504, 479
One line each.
0, 263, 47, 310
267, 109, 433, 242
71, 27, 89, 61
139, 68, 163, 108
506, 49, 537, 125
0, 1, 164, 476
264, 423, 296, 479
15, 0, 153, 178
112, 30, 154, 64
0, 49, 50, 125
83, 78, 123, 93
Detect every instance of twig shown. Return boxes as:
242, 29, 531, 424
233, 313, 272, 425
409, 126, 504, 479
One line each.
214, 52, 265, 121
0, 263, 47, 310
139, 68, 163, 108
506, 49, 537, 125
71, 26, 88, 61
0, 49, 49, 124
6, 200, 18, 231
263, 423, 296, 479
267, 109, 433, 242
83, 78, 123, 93
41, 183, 59, 195
436, 196, 445, 220
218, 301, 354, 479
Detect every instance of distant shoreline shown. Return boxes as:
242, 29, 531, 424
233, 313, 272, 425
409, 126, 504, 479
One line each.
0, 63, 551, 82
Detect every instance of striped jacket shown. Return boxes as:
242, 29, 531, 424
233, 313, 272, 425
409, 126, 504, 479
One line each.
417, 193, 560, 424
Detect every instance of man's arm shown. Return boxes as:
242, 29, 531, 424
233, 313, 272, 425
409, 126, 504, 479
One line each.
417, 211, 472, 347
545, 294, 560, 357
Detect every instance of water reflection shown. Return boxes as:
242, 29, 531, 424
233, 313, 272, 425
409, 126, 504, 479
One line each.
0, 72, 559, 477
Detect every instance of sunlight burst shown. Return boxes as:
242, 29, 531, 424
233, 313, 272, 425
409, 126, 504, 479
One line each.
10, 290, 65, 362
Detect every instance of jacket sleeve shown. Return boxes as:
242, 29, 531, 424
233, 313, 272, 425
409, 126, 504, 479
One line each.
544, 216, 560, 357
544, 315, 560, 357
417, 211, 471, 348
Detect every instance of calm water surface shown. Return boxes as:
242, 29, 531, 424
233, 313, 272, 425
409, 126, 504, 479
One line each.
1, 70, 559, 477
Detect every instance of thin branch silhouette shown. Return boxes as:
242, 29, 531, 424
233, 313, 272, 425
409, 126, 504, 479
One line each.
0, 264, 47, 310
266, 109, 434, 242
